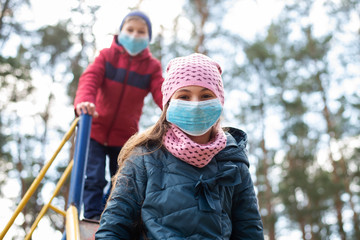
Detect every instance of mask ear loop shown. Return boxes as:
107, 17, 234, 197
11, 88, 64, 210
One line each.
209, 118, 223, 139
207, 99, 224, 136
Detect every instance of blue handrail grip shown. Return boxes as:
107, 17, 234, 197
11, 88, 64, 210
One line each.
61, 231, 66, 240
68, 114, 92, 212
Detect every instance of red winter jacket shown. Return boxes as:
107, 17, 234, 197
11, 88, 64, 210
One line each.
74, 36, 163, 147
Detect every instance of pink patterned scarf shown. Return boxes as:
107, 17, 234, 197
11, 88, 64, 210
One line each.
163, 124, 227, 168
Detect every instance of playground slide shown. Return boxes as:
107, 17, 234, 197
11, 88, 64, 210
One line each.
79, 219, 99, 240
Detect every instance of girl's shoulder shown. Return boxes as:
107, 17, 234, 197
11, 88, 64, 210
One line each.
127, 145, 169, 165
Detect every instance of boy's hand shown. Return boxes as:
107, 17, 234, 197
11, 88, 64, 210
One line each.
76, 102, 99, 118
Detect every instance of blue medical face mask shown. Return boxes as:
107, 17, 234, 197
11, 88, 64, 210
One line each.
166, 98, 223, 136
118, 32, 149, 56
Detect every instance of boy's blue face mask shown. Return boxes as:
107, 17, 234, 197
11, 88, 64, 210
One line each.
118, 32, 149, 56
166, 98, 223, 136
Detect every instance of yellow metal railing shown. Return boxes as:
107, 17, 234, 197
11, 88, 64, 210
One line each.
0, 118, 79, 239
24, 160, 74, 239
66, 205, 81, 240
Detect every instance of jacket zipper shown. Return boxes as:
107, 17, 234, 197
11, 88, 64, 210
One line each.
104, 56, 132, 146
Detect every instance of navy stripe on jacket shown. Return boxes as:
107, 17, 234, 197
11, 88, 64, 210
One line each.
105, 62, 151, 90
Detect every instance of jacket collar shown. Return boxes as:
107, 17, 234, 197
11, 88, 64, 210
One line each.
215, 127, 249, 167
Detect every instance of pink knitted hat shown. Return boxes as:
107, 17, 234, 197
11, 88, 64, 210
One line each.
161, 53, 225, 107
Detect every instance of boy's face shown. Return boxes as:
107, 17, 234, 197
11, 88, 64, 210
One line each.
121, 18, 149, 39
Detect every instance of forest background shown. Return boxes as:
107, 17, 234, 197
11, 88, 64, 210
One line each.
0, 0, 359, 239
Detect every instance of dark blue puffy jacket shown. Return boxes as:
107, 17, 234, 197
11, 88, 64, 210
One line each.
95, 128, 264, 239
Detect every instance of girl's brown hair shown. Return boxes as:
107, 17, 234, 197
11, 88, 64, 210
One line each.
103, 104, 169, 216
104, 106, 169, 235
117, 103, 169, 172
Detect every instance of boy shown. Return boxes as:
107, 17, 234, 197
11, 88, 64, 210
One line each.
74, 10, 163, 220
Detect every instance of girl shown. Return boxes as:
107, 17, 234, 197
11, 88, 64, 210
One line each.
95, 53, 264, 239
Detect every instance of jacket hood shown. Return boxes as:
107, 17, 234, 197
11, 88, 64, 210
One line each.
112, 35, 152, 60
226, 127, 247, 146
216, 127, 249, 167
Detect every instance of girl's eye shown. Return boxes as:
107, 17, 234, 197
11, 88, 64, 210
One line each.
178, 95, 190, 100
175, 94, 190, 101
202, 93, 215, 99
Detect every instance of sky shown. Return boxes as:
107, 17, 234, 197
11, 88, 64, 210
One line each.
3, 0, 359, 239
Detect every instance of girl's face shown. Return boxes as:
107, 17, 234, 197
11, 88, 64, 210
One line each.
167, 85, 220, 143
170, 86, 217, 102
121, 18, 149, 39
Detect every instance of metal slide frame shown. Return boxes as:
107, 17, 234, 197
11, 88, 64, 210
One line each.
64, 114, 92, 240
0, 114, 92, 240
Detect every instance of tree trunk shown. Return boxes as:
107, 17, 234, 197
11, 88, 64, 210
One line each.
0, 0, 11, 35
316, 74, 346, 240
260, 138, 275, 240
299, 218, 306, 240
339, 153, 359, 237
193, 0, 209, 54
